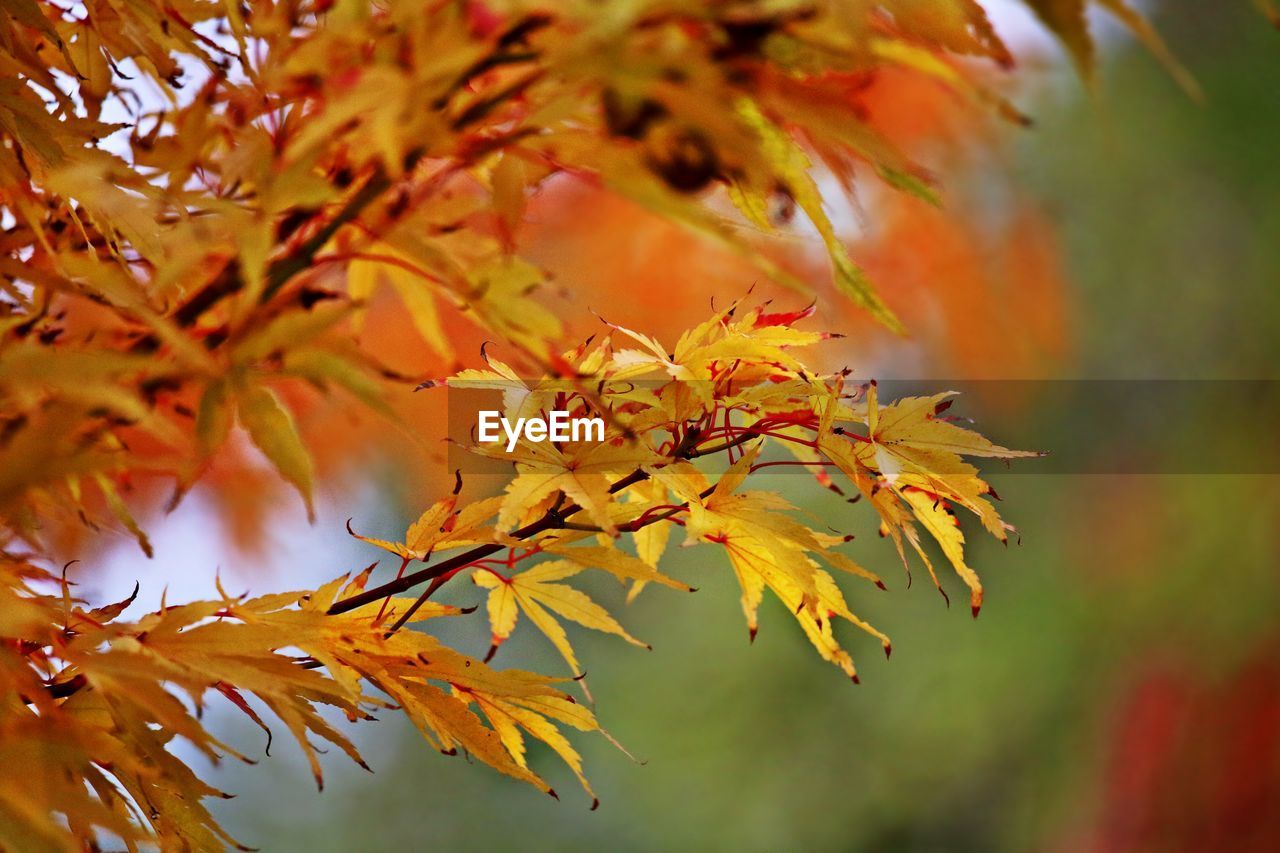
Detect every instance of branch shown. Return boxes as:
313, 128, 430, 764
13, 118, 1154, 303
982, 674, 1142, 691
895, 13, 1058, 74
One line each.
161, 162, 403, 334
32, 430, 757, 703
327, 429, 761, 616
258, 169, 395, 303
25, 674, 86, 704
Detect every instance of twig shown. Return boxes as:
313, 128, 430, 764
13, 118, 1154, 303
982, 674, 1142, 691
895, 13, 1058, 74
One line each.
328, 429, 760, 616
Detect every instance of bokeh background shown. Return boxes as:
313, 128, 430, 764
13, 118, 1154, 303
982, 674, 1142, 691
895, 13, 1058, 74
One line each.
89, 4, 1279, 851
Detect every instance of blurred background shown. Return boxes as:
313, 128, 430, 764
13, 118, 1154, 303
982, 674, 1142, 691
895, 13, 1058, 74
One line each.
89, 3, 1278, 851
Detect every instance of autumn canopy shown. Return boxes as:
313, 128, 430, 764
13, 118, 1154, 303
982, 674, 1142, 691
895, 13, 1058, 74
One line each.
0, 0, 1189, 849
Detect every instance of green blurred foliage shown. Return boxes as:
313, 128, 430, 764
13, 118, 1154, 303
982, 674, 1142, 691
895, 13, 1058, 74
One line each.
1021, 6, 1280, 378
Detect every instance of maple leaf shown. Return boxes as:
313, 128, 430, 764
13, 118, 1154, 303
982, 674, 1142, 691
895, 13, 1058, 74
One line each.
237, 383, 317, 521
474, 560, 650, 674
347, 494, 464, 561
860, 385, 1042, 483
495, 441, 660, 535
651, 448, 890, 680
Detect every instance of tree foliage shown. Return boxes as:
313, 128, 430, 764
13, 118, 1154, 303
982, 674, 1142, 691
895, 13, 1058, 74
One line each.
0, 0, 1186, 848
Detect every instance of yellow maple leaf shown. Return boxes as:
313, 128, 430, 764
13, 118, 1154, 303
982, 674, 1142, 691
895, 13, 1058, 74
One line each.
473, 560, 649, 674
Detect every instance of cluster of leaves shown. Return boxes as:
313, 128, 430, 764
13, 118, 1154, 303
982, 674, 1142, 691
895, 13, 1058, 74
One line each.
2, 555, 608, 848
403, 300, 1040, 677
0, 0, 1189, 542
2, 300, 1038, 848
0, 0, 1193, 849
